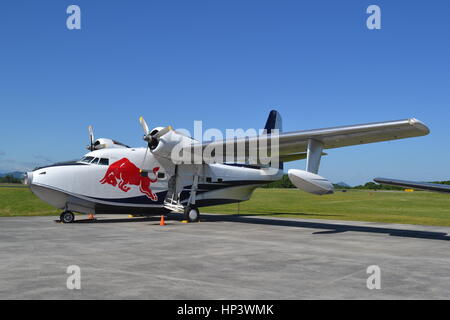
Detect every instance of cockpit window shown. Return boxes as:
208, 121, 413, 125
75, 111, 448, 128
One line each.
99, 158, 109, 166
81, 156, 94, 163
79, 156, 109, 165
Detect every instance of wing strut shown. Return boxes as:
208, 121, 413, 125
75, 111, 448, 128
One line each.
187, 174, 199, 206
306, 139, 324, 174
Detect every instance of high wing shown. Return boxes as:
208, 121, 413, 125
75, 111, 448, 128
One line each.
270, 118, 429, 155
137, 112, 430, 198
182, 118, 429, 163
374, 178, 450, 194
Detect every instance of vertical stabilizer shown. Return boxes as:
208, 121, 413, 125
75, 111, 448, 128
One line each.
264, 110, 282, 134
264, 110, 283, 169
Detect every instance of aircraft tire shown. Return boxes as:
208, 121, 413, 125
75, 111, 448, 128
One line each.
184, 205, 200, 223
60, 211, 75, 224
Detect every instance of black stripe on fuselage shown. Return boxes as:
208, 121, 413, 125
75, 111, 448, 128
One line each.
35, 162, 87, 170
86, 180, 271, 204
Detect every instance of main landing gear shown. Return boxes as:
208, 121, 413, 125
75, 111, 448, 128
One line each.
183, 205, 200, 223
163, 166, 201, 223
60, 211, 75, 224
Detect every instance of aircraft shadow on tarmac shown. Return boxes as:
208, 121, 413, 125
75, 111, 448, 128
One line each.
207, 214, 450, 241
67, 213, 450, 241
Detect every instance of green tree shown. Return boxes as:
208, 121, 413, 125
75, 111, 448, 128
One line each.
0, 175, 22, 184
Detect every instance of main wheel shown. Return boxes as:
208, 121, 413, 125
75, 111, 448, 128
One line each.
60, 211, 75, 224
184, 205, 200, 223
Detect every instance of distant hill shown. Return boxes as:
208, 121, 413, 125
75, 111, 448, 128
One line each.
334, 181, 351, 188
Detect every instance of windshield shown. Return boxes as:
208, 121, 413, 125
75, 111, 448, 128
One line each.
79, 156, 109, 165
80, 156, 94, 163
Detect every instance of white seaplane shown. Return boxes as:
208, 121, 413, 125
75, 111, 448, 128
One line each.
24, 110, 429, 223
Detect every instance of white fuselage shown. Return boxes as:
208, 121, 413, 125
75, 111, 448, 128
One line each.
26, 148, 282, 215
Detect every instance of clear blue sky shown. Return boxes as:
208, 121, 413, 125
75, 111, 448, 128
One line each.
0, 0, 448, 185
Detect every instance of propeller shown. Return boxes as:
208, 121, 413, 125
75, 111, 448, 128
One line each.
139, 116, 172, 150
87, 125, 95, 151
139, 116, 173, 174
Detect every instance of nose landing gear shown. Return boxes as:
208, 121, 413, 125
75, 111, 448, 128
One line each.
60, 211, 75, 224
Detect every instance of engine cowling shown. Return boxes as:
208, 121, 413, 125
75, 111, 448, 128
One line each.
151, 130, 193, 159
89, 138, 129, 150
288, 169, 334, 195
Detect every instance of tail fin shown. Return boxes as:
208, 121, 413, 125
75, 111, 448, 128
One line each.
264, 110, 282, 134
264, 110, 283, 169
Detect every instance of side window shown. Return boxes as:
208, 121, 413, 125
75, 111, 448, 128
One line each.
91, 158, 100, 164
157, 172, 165, 179
99, 158, 109, 166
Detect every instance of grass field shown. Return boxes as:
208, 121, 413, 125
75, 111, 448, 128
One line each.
1, 185, 450, 226
0, 185, 60, 217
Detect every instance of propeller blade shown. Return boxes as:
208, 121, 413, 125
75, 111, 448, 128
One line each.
88, 125, 94, 151
139, 116, 150, 136
153, 126, 172, 139
140, 145, 149, 175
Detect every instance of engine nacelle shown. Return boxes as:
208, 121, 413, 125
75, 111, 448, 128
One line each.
91, 138, 129, 150
151, 130, 193, 159
288, 169, 334, 195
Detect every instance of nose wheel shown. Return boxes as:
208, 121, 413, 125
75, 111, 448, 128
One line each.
60, 211, 75, 224
184, 205, 200, 223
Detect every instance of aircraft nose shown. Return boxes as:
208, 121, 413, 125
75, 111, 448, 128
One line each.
24, 172, 33, 186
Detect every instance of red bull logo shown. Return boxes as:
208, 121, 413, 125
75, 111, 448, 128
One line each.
100, 158, 159, 201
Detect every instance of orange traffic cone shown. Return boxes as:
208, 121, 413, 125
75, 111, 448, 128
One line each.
160, 215, 166, 226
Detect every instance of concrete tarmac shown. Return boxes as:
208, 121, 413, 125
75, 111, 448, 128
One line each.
0, 213, 449, 299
